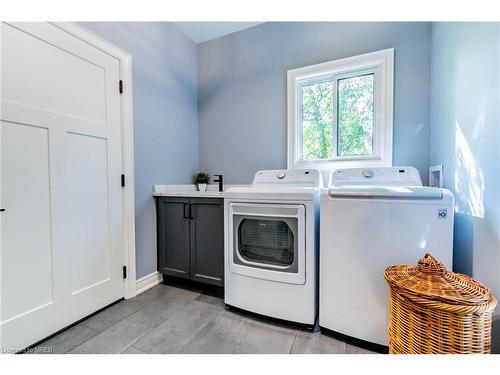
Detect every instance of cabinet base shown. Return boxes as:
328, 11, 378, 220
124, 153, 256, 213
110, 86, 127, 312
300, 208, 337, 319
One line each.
161, 274, 224, 297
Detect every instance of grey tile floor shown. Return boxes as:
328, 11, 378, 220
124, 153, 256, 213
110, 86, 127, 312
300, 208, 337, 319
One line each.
30, 283, 377, 354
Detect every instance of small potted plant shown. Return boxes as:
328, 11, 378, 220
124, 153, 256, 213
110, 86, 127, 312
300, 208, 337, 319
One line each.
193, 172, 210, 192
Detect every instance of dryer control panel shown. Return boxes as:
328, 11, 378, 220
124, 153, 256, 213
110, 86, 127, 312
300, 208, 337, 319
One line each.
253, 169, 322, 188
330, 166, 423, 187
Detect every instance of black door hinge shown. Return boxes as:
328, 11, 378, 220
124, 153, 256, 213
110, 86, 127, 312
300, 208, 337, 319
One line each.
121, 174, 125, 188
119, 80, 123, 94
123, 266, 127, 279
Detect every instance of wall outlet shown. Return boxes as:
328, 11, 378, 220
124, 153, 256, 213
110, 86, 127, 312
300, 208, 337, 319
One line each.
429, 164, 443, 188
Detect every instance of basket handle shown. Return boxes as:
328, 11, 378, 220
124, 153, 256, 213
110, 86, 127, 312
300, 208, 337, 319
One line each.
417, 253, 447, 275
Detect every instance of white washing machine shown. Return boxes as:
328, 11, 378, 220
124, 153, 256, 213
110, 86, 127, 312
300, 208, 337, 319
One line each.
319, 166, 454, 348
224, 169, 322, 325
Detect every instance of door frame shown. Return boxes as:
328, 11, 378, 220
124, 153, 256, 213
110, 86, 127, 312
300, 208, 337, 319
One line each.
48, 22, 137, 299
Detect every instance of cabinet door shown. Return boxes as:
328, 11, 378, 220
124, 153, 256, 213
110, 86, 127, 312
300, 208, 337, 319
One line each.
189, 198, 224, 286
156, 197, 190, 279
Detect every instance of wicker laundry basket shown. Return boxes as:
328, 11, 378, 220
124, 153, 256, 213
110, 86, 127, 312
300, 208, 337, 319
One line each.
384, 254, 497, 354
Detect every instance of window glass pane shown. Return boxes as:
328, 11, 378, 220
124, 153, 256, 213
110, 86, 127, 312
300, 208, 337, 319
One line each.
301, 80, 334, 160
238, 218, 294, 267
337, 74, 374, 156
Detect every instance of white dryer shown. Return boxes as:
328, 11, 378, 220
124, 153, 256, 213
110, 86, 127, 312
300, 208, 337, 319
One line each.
319, 166, 454, 348
224, 169, 321, 325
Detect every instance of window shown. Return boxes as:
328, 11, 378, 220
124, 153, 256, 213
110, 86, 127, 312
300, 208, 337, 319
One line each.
287, 49, 394, 170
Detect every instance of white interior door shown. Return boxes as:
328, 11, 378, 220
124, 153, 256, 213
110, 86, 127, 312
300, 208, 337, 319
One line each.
1, 22, 124, 352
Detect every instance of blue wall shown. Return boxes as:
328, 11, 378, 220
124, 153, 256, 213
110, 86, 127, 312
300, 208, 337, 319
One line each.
77, 25, 500, 352
430, 22, 500, 352
80, 22, 199, 279
197, 22, 432, 184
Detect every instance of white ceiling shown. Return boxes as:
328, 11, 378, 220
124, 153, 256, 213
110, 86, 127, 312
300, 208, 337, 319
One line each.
174, 22, 263, 44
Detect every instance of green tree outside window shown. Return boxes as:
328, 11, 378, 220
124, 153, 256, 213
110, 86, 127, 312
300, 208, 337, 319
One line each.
301, 74, 374, 160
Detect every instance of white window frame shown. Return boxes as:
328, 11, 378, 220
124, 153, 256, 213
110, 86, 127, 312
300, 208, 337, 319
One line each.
287, 48, 394, 170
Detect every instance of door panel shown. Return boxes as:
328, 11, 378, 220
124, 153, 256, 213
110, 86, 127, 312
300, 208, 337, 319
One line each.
0, 22, 124, 351
1, 121, 54, 321
65, 132, 111, 294
190, 198, 224, 286
157, 197, 190, 278
2, 23, 107, 124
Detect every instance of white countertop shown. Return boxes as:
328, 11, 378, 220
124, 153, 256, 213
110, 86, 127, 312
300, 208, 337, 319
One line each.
152, 184, 250, 198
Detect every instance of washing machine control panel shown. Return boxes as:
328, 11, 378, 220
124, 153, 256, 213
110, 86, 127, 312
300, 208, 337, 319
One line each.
331, 166, 423, 187
253, 169, 322, 187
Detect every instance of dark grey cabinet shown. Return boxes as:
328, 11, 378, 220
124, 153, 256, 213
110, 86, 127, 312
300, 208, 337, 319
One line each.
156, 197, 224, 287
189, 198, 224, 286
156, 197, 190, 279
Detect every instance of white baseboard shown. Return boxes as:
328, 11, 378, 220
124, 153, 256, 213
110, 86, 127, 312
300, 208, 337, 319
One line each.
136, 271, 163, 295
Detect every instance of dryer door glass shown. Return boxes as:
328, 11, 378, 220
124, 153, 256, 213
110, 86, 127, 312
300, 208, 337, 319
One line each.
234, 215, 298, 272
238, 218, 295, 266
